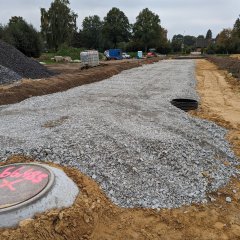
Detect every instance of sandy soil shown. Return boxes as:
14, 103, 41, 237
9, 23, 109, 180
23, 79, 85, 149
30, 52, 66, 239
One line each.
230, 54, 240, 59
0, 59, 240, 240
193, 59, 240, 157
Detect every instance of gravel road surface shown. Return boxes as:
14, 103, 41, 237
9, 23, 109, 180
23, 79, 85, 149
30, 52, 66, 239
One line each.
0, 60, 238, 208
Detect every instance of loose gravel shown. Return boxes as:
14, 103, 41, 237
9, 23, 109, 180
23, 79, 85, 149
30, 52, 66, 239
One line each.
0, 40, 53, 84
0, 65, 22, 84
0, 60, 238, 209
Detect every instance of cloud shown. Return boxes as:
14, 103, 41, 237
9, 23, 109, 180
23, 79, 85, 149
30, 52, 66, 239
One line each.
0, 0, 239, 38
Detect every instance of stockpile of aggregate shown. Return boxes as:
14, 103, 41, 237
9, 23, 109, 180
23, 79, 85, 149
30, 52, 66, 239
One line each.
0, 65, 22, 84
0, 40, 53, 84
0, 60, 238, 209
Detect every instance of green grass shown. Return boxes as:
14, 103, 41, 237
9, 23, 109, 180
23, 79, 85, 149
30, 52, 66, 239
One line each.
39, 47, 104, 64
56, 47, 86, 60
127, 52, 138, 58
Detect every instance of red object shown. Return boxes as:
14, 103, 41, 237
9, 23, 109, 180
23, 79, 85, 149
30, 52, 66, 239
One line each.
147, 52, 157, 58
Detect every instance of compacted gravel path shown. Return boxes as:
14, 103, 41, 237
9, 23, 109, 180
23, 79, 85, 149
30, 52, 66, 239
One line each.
0, 60, 238, 208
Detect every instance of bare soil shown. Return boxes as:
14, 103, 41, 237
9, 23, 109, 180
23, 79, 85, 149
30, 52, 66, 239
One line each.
192, 59, 240, 157
207, 56, 240, 81
0, 59, 240, 240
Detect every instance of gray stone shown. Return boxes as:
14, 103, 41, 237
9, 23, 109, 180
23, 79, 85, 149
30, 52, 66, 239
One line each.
0, 60, 238, 209
226, 197, 232, 203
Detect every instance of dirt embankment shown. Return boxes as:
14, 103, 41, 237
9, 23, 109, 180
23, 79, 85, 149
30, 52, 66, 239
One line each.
1, 59, 240, 240
207, 56, 240, 81
1, 156, 240, 240
0, 58, 159, 106
193, 59, 240, 157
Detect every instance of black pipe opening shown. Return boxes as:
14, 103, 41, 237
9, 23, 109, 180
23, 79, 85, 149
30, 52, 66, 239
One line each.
171, 98, 198, 111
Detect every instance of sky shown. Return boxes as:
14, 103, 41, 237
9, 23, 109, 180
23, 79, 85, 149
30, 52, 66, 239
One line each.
0, 0, 239, 39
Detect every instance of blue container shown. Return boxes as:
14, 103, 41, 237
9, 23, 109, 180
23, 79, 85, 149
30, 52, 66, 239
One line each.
108, 49, 123, 60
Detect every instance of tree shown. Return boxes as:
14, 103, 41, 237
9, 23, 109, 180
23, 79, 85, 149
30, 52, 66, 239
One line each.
206, 43, 217, 54
102, 7, 130, 48
216, 29, 233, 54
82, 15, 103, 50
206, 29, 212, 39
71, 30, 84, 48
232, 16, 240, 52
133, 8, 162, 52
156, 27, 171, 54
41, 0, 78, 51
171, 34, 184, 52
3, 17, 42, 57
197, 35, 205, 40
195, 35, 207, 49
0, 24, 4, 39
183, 35, 196, 47
233, 16, 240, 37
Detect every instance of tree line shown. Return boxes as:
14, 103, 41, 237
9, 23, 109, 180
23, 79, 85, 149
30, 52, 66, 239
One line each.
40, 0, 169, 54
0, 0, 169, 57
0, 0, 239, 57
172, 16, 240, 55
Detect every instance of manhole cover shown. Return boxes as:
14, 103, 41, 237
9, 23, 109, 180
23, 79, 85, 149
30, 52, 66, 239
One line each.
0, 163, 54, 211
171, 98, 198, 111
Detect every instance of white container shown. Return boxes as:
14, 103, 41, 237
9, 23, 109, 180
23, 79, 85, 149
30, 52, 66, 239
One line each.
80, 50, 99, 67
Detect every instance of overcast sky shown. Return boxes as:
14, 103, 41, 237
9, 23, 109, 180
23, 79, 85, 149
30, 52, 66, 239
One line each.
0, 0, 239, 39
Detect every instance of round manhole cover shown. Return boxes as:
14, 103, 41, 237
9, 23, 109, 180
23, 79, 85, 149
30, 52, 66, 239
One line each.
0, 163, 54, 211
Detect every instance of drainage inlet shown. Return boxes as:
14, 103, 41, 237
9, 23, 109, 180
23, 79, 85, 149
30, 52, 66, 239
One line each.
171, 98, 198, 111
0, 163, 54, 212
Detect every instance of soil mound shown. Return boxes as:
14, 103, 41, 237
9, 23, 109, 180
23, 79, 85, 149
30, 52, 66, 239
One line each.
0, 40, 53, 82
0, 65, 22, 84
207, 56, 240, 81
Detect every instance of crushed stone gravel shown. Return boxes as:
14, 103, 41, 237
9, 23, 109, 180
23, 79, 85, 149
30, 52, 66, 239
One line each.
0, 60, 239, 209
0, 65, 22, 84
0, 40, 53, 83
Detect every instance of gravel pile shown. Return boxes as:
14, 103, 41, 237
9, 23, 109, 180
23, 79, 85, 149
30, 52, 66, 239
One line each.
0, 40, 53, 84
0, 65, 22, 84
0, 60, 238, 209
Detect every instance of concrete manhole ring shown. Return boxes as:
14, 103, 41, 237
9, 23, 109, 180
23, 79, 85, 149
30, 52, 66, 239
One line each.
0, 163, 54, 213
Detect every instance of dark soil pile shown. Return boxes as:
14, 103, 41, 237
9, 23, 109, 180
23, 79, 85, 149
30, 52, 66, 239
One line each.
0, 40, 53, 83
207, 56, 240, 80
0, 65, 22, 84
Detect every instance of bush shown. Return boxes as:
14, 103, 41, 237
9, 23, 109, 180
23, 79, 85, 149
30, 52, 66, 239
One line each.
56, 45, 85, 60
127, 52, 137, 58
2, 17, 43, 58
39, 45, 104, 63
